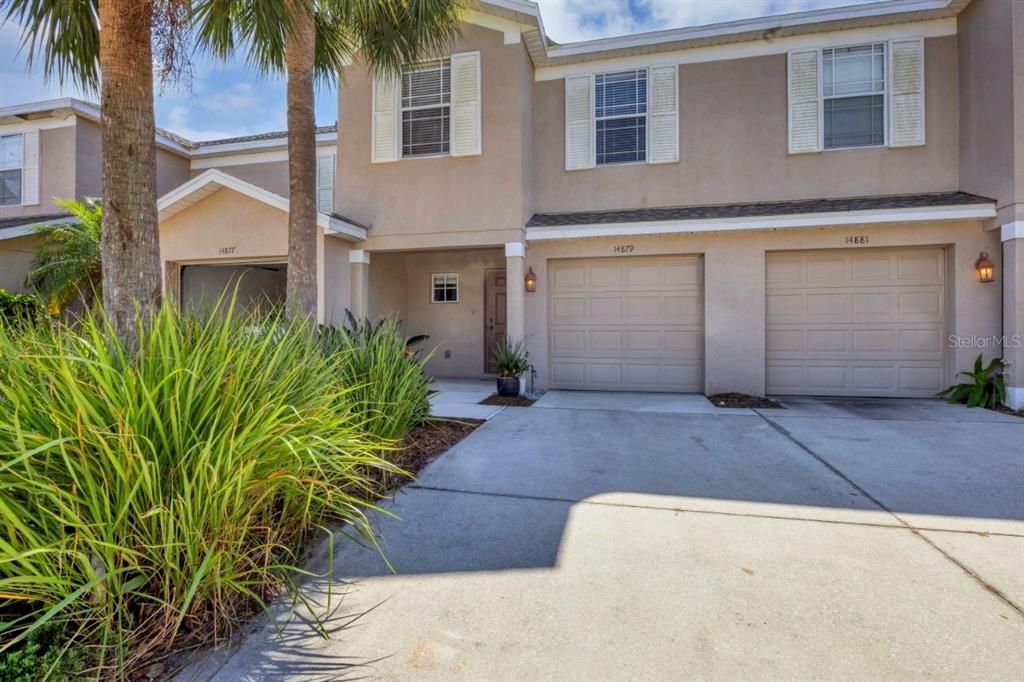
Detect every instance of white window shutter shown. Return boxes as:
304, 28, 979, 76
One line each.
647, 65, 678, 164
317, 153, 335, 213
371, 75, 399, 163
564, 74, 594, 171
449, 51, 482, 157
889, 38, 925, 147
787, 49, 822, 154
21, 131, 39, 205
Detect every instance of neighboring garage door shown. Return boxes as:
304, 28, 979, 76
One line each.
548, 255, 703, 392
766, 247, 946, 397
180, 262, 287, 313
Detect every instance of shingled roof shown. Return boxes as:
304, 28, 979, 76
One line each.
526, 192, 994, 228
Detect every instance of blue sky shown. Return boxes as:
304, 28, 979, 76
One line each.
0, 0, 881, 142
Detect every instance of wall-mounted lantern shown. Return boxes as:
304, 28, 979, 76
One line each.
975, 252, 995, 283
525, 267, 538, 292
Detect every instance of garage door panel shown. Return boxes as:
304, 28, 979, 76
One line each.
766, 247, 945, 398
549, 255, 703, 393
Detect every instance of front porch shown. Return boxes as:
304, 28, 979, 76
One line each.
353, 243, 527, 380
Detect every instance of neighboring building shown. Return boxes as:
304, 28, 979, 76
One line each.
2, 0, 1023, 408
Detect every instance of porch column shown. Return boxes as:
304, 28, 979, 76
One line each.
505, 242, 526, 342
1003, 222, 1024, 409
349, 249, 370, 320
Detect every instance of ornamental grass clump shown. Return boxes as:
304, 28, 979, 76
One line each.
321, 314, 433, 442
0, 301, 397, 677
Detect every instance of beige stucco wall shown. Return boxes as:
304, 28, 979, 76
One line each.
0, 234, 41, 292
322, 236, 352, 327
0, 126, 77, 221
75, 118, 190, 202
337, 23, 533, 247
532, 36, 960, 214
523, 220, 1001, 395
191, 159, 291, 198
958, 0, 1022, 222
368, 248, 505, 378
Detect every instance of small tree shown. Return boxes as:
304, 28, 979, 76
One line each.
25, 199, 103, 313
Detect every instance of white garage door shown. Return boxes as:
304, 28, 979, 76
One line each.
548, 255, 703, 392
766, 247, 947, 397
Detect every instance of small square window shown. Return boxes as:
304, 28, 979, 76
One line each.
431, 273, 458, 303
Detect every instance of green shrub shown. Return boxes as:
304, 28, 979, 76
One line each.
937, 353, 1007, 408
0, 301, 397, 677
321, 314, 432, 442
0, 624, 88, 682
0, 289, 44, 327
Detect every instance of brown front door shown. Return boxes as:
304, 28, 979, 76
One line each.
484, 269, 507, 373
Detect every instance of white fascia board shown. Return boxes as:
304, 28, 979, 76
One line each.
158, 168, 292, 219
324, 216, 367, 242
0, 215, 81, 241
546, 0, 953, 60
190, 149, 290, 170
190, 131, 338, 157
526, 203, 997, 242
535, 17, 956, 81
465, 9, 529, 44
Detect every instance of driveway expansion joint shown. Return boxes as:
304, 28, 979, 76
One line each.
757, 412, 1024, 618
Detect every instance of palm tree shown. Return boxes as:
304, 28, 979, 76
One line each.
2, 0, 190, 341
192, 0, 464, 321
25, 198, 103, 312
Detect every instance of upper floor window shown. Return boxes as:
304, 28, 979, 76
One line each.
401, 59, 450, 158
0, 133, 22, 206
823, 43, 886, 149
595, 69, 647, 165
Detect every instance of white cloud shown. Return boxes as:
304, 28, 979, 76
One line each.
534, 0, 887, 43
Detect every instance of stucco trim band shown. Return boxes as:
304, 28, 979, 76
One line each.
526, 203, 997, 241
1001, 222, 1024, 242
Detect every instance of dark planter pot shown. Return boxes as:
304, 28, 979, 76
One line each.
496, 376, 521, 397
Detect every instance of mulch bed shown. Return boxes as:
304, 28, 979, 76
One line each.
994, 404, 1024, 418
707, 392, 784, 409
480, 393, 536, 407
391, 418, 484, 478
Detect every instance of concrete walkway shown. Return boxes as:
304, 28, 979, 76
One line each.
428, 378, 504, 421
201, 396, 1024, 681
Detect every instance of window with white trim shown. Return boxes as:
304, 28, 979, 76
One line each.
431, 273, 458, 303
0, 134, 23, 206
402, 59, 450, 157
595, 69, 647, 165
823, 43, 886, 149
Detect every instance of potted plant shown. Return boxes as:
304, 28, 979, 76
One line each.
493, 336, 530, 396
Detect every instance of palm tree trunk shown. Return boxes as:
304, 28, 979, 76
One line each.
98, 0, 163, 343
285, 0, 319, 322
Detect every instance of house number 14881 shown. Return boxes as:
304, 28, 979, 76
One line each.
845, 235, 869, 245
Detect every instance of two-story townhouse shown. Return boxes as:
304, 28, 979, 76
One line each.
0, 98, 359, 319
2, 0, 1022, 409
0, 99, 191, 290
320, 0, 1022, 408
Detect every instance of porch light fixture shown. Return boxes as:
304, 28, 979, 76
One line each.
975, 252, 995, 283
525, 267, 538, 292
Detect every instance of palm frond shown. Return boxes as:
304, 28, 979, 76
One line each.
1, 0, 101, 92
24, 198, 102, 311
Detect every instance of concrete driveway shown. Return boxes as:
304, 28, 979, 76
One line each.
202, 393, 1024, 681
